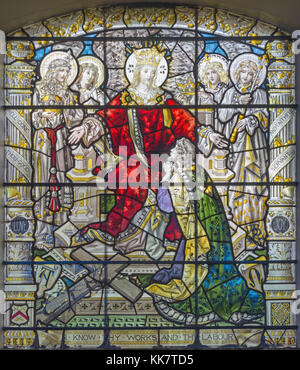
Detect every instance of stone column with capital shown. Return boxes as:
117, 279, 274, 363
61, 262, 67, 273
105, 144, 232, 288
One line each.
263, 37, 297, 347
3, 33, 38, 348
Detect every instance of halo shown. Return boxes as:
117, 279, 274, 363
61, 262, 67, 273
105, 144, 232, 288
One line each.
198, 53, 229, 81
40, 50, 78, 86
77, 55, 105, 88
229, 53, 267, 90
125, 51, 168, 87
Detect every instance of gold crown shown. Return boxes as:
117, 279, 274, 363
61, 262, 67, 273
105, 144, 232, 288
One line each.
133, 47, 165, 67
176, 77, 195, 95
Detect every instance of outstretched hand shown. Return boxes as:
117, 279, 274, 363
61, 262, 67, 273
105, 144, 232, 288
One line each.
68, 125, 85, 145
209, 132, 229, 149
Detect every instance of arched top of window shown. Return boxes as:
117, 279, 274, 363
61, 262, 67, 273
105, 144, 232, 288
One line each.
2, 4, 298, 350
7, 5, 291, 38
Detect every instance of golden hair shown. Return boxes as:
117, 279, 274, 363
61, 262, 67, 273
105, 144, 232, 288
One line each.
233, 60, 259, 87
200, 61, 229, 87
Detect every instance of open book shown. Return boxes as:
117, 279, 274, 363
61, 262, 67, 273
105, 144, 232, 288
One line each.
54, 221, 79, 247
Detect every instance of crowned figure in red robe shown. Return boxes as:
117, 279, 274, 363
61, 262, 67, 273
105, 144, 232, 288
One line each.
68, 46, 226, 240
67, 46, 264, 325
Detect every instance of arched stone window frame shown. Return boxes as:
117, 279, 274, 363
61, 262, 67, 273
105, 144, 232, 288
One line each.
0, 3, 299, 350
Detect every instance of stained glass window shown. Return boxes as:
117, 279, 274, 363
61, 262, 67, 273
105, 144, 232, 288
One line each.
1, 5, 297, 349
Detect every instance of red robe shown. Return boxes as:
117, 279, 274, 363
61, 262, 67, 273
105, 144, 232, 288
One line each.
82, 92, 198, 238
